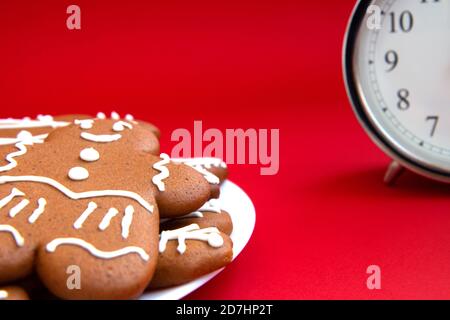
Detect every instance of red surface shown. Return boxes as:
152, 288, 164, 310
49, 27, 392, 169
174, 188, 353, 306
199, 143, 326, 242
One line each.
1, 0, 450, 299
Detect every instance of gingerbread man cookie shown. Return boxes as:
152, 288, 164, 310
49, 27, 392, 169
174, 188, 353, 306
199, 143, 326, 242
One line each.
148, 223, 233, 289
96, 112, 161, 139
0, 118, 210, 299
161, 199, 233, 235
171, 158, 228, 199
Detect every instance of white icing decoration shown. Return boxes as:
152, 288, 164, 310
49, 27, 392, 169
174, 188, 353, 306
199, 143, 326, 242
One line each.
98, 208, 119, 231
111, 112, 120, 120
182, 199, 222, 219
0, 290, 8, 299
152, 153, 171, 192
159, 224, 224, 254
96, 112, 106, 119
0, 132, 47, 146
80, 148, 100, 162
191, 165, 220, 184
46, 237, 149, 261
28, 198, 47, 224
121, 205, 134, 239
180, 212, 204, 218
125, 114, 134, 121
73, 202, 98, 229
112, 121, 133, 132
171, 157, 227, 169
0, 175, 154, 213
171, 157, 223, 185
0, 116, 69, 130
9, 199, 30, 218
0, 131, 46, 172
0, 224, 25, 247
80, 132, 122, 143
0, 188, 24, 209
198, 199, 221, 213
68, 167, 89, 181
74, 119, 94, 129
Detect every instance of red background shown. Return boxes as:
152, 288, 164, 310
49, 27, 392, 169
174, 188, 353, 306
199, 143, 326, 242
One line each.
1, 0, 450, 299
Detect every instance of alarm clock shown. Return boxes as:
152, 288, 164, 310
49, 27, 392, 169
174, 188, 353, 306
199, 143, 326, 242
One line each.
343, 0, 450, 183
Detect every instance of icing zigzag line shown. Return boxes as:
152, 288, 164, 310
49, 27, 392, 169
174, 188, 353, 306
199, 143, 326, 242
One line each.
0, 175, 154, 213
152, 153, 170, 191
46, 237, 150, 261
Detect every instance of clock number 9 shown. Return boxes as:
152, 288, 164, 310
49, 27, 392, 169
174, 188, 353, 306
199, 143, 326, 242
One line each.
385, 50, 398, 72
397, 89, 410, 110
389, 11, 413, 33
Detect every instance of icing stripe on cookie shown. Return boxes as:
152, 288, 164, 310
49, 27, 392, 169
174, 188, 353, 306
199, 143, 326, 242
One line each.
9, 199, 30, 218
0, 117, 69, 130
74, 119, 94, 129
28, 198, 47, 224
0, 133, 48, 146
46, 237, 149, 261
0, 131, 47, 172
0, 144, 27, 173
80, 132, 122, 143
171, 157, 227, 169
0, 188, 25, 209
171, 157, 223, 184
152, 153, 170, 192
121, 205, 134, 239
0, 176, 154, 213
73, 202, 98, 229
178, 199, 222, 219
191, 165, 220, 184
159, 224, 224, 254
112, 121, 133, 132
0, 224, 25, 247
98, 208, 119, 231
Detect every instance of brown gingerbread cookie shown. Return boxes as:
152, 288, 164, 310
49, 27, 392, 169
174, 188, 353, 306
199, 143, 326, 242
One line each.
96, 112, 161, 139
0, 286, 29, 300
0, 118, 211, 299
0, 115, 81, 170
161, 199, 233, 235
171, 158, 228, 199
148, 223, 233, 289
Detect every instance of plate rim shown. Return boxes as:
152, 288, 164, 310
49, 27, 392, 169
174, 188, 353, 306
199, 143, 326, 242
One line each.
139, 180, 256, 300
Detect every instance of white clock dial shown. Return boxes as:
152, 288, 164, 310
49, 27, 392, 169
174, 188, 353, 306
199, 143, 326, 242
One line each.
352, 0, 450, 173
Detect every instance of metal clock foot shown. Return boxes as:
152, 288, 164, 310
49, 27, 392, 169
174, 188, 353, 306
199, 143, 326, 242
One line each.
384, 161, 404, 186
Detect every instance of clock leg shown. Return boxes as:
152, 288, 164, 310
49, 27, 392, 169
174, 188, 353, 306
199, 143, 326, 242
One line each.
384, 161, 404, 186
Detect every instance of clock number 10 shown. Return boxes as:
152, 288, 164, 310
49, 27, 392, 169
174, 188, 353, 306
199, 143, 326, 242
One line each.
389, 11, 413, 33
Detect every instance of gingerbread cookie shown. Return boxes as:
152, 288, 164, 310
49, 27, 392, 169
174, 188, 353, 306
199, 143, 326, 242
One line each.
0, 286, 29, 300
96, 112, 161, 139
171, 158, 228, 199
0, 118, 211, 299
161, 199, 233, 235
148, 223, 233, 289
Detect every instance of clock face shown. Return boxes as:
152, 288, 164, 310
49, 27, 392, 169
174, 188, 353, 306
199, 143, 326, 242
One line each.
351, 0, 450, 174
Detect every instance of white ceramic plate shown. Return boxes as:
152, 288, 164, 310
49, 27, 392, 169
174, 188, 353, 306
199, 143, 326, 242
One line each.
140, 180, 256, 300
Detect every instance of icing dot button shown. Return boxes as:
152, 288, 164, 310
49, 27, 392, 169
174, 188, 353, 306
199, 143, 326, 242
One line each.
80, 148, 100, 162
68, 167, 89, 181
207, 233, 224, 248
